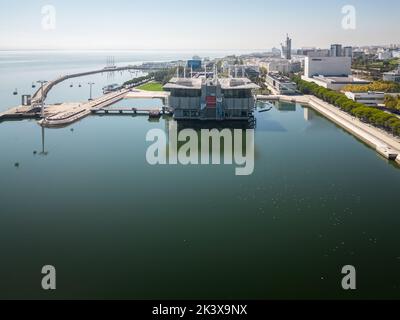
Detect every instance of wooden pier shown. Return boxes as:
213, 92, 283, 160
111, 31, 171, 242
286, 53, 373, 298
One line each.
92, 107, 172, 118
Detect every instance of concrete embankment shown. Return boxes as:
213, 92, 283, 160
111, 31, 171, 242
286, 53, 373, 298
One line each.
258, 94, 400, 164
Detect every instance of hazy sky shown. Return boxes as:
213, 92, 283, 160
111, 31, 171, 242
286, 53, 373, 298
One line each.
0, 0, 399, 51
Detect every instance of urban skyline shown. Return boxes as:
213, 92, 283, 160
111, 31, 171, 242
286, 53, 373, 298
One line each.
0, 0, 399, 51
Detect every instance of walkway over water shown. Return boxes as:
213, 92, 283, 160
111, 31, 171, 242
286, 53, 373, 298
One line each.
31, 65, 164, 105
39, 89, 131, 127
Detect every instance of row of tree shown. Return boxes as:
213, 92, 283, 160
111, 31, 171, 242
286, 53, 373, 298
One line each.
385, 95, 400, 111
292, 76, 400, 137
123, 69, 176, 87
342, 81, 400, 93
123, 74, 154, 87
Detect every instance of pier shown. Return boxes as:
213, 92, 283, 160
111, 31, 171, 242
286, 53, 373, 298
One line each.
1, 87, 171, 126
92, 107, 172, 118
38, 89, 130, 127
31, 65, 163, 105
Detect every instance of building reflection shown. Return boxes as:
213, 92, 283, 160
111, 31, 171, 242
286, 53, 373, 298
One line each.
275, 102, 296, 112
162, 118, 256, 160
304, 107, 311, 121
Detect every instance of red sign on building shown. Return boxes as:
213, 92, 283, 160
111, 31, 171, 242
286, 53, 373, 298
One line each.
206, 96, 216, 108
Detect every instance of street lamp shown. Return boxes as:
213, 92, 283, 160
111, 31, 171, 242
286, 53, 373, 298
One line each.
37, 80, 48, 118
88, 82, 95, 101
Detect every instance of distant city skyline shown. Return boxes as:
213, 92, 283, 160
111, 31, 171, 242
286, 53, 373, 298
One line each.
0, 0, 399, 51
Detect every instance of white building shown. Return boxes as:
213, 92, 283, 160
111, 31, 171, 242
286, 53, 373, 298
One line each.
378, 50, 392, 60
304, 56, 352, 78
344, 91, 385, 106
266, 59, 290, 74
303, 76, 370, 91
302, 57, 370, 91
263, 59, 302, 74
383, 67, 400, 83
266, 73, 298, 95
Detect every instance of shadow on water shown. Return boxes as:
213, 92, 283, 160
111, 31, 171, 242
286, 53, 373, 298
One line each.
176, 120, 255, 131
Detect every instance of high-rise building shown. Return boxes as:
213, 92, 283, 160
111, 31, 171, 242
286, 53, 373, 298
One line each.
281, 34, 292, 60
330, 44, 343, 57
343, 46, 353, 58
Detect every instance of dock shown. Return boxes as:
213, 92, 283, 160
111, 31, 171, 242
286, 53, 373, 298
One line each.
1, 87, 172, 127
0, 107, 40, 121
39, 89, 130, 127
92, 107, 166, 118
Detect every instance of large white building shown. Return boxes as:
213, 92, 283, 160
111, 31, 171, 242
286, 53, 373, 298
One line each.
344, 91, 385, 106
302, 56, 370, 91
304, 56, 352, 78
259, 59, 301, 74
303, 76, 370, 91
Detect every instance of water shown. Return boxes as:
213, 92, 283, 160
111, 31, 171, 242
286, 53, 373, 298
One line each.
1, 52, 400, 299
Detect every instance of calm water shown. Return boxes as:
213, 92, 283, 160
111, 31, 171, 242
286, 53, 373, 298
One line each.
1, 52, 400, 299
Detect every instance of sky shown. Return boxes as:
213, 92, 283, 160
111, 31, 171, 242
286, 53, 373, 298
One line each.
0, 0, 399, 51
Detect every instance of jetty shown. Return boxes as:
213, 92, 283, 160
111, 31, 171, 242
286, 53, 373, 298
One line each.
30, 65, 163, 105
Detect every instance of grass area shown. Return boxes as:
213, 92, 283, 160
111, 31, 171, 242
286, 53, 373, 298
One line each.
137, 82, 164, 92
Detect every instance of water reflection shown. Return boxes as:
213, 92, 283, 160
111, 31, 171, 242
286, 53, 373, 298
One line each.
39, 126, 48, 156
275, 102, 296, 112
304, 107, 312, 121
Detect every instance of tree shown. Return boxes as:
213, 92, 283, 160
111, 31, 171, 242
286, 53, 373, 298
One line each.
291, 76, 400, 137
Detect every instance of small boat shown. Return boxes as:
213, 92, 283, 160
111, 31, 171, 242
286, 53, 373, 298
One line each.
78, 84, 82, 88
13, 89, 18, 95
70, 83, 73, 88
102, 83, 119, 94
259, 107, 273, 113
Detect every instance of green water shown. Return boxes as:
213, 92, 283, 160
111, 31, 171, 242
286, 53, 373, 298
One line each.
1, 101, 400, 299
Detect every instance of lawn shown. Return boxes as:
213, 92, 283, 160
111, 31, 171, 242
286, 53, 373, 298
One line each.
137, 82, 164, 92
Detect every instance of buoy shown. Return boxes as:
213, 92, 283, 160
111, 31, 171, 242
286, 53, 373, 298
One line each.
78, 84, 82, 87
13, 89, 18, 95
70, 128, 74, 132
32, 82, 36, 88
33, 151, 37, 155
14, 162, 19, 168
70, 84, 73, 88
